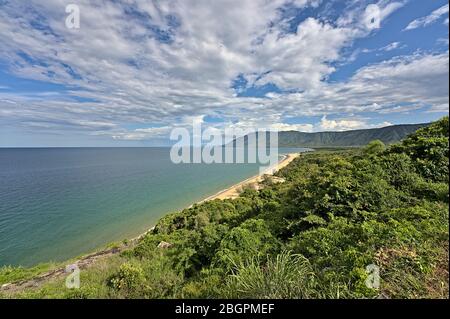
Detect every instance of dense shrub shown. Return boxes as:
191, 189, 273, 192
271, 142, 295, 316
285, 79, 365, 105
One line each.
213, 219, 281, 270
363, 139, 386, 155
109, 262, 146, 295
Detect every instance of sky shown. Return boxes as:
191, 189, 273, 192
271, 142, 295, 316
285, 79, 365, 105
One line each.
0, 0, 448, 147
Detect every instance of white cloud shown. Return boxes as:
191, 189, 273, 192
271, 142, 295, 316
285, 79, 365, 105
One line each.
260, 52, 449, 120
379, 1, 406, 21
251, 17, 353, 90
339, 0, 405, 29
428, 103, 450, 113
404, 4, 449, 30
0, 1, 447, 144
268, 123, 314, 132
380, 41, 402, 51
316, 116, 392, 131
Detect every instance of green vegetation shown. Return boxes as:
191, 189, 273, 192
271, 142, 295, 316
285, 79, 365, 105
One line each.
0, 263, 56, 286
1, 117, 448, 299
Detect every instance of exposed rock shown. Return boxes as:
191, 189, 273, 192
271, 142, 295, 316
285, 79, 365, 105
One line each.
157, 241, 173, 249
270, 176, 286, 184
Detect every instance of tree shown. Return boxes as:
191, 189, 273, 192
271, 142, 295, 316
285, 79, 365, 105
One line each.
363, 140, 386, 155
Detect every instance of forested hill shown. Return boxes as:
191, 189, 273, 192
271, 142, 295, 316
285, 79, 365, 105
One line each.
235, 123, 429, 148
278, 123, 429, 147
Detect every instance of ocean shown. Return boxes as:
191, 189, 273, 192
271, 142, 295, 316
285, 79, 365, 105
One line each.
0, 147, 307, 267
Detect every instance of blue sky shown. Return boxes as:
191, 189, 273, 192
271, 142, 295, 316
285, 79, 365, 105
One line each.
0, 0, 448, 146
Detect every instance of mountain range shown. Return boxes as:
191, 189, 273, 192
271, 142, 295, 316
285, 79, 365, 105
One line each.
234, 123, 430, 148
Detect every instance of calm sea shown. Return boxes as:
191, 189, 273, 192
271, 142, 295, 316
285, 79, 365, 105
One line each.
0, 147, 307, 267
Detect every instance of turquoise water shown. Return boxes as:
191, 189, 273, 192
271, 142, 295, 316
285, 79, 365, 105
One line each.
0, 147, 307, 267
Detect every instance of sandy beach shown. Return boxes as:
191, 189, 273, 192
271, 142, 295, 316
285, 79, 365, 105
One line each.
0, 152, 301, 293
199, 153, 300, 202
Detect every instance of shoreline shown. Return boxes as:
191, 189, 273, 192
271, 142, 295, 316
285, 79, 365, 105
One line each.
198, 153, 300, 202
1, 152, 301, 292
131, 152, 300, 241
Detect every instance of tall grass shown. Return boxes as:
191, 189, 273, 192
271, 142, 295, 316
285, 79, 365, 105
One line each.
225, 251, 318, 298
